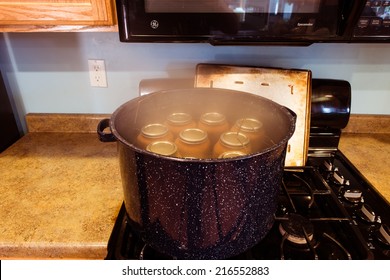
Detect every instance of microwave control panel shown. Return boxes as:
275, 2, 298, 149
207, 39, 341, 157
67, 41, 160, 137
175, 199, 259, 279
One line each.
353, 0, 390, 39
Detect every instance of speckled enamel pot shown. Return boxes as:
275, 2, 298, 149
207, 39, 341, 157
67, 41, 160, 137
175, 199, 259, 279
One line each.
98, 88, 296, 259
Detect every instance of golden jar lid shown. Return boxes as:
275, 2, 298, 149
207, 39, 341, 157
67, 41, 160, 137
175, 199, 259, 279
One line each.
235, 118, 263, 132
179, 128, 207, 144
141, 123, 168, 138
218, 150, 247, 159
146, 141, 177, 156
200, 112, 226, 125
166, 112, 192, 125
220, 132, 250, 147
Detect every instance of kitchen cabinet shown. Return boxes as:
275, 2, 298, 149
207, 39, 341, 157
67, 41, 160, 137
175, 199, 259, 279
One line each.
0, 0, 116, 32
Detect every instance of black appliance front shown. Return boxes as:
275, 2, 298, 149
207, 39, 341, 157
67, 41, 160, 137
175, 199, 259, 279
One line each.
116, 0, 365, 44
0, 71, 20, 152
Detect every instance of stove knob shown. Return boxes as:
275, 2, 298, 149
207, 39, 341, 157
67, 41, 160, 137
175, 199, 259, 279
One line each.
342, 188, 363, 204
376, 224, 390, 247
358, 204, 377, 223
333, 170, 349, 185
323, 160, 334, 171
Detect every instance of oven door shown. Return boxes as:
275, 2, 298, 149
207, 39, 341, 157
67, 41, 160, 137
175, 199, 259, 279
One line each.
116, 0, 364, 44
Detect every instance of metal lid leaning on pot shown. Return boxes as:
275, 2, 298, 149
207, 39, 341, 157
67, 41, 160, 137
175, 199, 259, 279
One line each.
141, 123, 169, 138
179, 128, 208, 144
146, 141, 178, 156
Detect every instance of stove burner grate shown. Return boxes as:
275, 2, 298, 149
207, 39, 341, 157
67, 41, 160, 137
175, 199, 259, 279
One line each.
279, 213, 314, 245
276, 214, 353, 260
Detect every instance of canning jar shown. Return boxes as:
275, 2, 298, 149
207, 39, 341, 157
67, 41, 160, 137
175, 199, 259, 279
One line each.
136, 123, 174, 149
175, 128, 211, 159
213, 131, 251, 158
231, 118, 264, 152
198, 112, 230, 145
165, 112, 196, 137
146, 140, 179, 157
218, 150, 247, 159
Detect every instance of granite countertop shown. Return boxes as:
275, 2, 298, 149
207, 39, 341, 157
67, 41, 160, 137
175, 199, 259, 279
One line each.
339, 133, 390, 203
339, 114, 390, 203
0, 113, 389, 259
0, 115, 123, 259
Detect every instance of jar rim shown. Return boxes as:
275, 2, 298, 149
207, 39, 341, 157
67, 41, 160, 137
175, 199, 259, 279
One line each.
200, 112, 226, 125
218, 150, 247, 159
235, 118, 263, 132
179, 128, 208, 144
146, 141, 177, 156
220, 131, 250, 147
141, 123, 168, 138
166, 112, 192, 125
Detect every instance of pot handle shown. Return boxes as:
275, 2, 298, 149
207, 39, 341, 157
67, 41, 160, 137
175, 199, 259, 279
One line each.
283, 106, 297, 125
285, 106, 297, 120
97, 119, 116, 142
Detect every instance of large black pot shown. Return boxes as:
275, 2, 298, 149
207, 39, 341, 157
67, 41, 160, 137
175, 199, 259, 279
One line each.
98, 88, 296, 259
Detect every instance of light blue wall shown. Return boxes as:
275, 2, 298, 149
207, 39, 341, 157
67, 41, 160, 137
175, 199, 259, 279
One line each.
1, 32, 389, 132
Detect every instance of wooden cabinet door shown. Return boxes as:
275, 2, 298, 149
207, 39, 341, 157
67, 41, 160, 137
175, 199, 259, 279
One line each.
0, 0, 115, 26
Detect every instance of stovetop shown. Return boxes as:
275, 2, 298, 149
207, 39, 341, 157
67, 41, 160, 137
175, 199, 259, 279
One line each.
106, 150, 390, 260
306, 151, 390, 259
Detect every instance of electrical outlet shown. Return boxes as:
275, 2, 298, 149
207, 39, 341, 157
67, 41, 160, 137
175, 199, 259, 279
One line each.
88, 59, 107, 87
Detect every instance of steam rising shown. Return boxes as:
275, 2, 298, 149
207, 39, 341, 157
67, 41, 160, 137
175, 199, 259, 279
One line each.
112, 88, 295, 159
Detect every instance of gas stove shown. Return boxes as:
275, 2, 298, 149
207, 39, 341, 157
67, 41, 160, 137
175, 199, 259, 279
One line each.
105, 75, 389, 260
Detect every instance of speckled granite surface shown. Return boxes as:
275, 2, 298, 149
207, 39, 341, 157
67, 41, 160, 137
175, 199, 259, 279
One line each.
340, 114, 389, 203
339, 133, 390, 203
343, 114, 390, 134
0, 132, 122, 259
26, 113, 111, 133
0, 113, 388, 259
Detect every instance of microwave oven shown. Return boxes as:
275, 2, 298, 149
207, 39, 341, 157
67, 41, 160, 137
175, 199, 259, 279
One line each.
116, 0, 390, 45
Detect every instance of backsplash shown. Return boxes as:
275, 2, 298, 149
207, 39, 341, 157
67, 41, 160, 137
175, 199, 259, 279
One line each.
0, 32, 389, 133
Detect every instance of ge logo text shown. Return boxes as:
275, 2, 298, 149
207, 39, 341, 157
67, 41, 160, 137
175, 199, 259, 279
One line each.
150, 20, 159, 29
